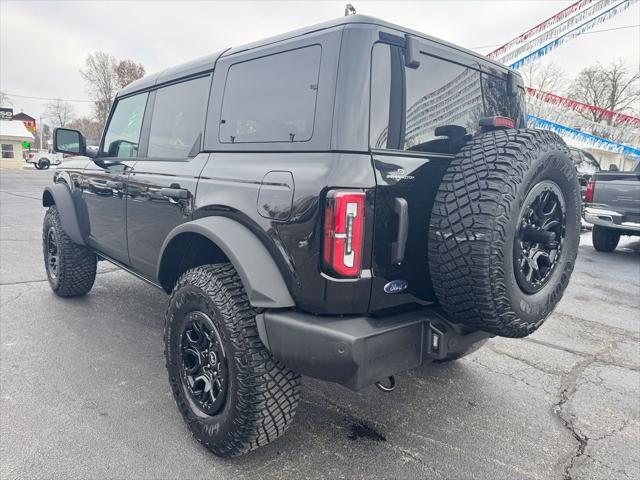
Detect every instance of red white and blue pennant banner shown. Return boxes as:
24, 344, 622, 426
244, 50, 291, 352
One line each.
487, 0, 599, 59
528, 115, 640, 158
526, 88, 640, 128
495, 0, 622, 66
507, 0, 638, 69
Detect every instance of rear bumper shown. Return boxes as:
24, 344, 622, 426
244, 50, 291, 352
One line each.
584, 206, 640, 232
256, 307, 491, 390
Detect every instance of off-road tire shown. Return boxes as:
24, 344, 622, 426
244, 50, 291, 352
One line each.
434, 338, 488, 363
39, 158, 51, 170
592, 225, 620, 252
165, 263, 301, 457
428, 129, 580, 338
42, 206, 97, 297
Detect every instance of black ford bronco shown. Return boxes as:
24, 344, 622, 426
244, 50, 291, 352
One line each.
45, 15, 580, 457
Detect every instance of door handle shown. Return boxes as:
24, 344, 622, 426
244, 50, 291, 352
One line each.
105, 180, 124, 189
160, 187, 189, 200
391, 197, 409, 265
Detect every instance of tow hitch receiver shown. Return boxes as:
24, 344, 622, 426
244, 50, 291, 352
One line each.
258, 308, 493, 390
424, 321, 490, 361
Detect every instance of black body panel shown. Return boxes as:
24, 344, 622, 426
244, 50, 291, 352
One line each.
81, 161, 135, 264
126, 155, 207, 279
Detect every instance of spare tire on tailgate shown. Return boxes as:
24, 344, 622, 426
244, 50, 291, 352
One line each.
428, 129, 580, 338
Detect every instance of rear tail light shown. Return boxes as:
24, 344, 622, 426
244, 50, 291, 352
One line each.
585, 177, 595, 204
322, 190, 365, 278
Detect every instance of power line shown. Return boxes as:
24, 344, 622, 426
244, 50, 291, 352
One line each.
2, 92, 93, 103
470, 24, 640, 50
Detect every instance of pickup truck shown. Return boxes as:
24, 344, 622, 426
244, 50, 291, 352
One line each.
584, 161, 640, 251
24, 149, 64, 169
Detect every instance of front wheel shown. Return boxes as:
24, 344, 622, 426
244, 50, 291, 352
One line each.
592, 225, 620, 252
165, 264, 301, 457
42, 206, 97, 296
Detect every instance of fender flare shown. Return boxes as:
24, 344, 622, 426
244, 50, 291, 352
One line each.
158, 217, 295, 309
42, 184, 85, 245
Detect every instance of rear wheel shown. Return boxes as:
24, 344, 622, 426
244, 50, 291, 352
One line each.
165, 264, 301, 457
428, 129, 580, 338
592, 225, 620, 252
38, 158, 51, 170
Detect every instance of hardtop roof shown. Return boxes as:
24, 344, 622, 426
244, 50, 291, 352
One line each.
117, 14, 512, 98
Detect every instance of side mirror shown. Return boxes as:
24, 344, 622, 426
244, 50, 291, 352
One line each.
404, 35, 421, 69
53, 128, 93, 157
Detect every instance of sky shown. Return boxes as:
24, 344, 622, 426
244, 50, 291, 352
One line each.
1, 0, 639, 123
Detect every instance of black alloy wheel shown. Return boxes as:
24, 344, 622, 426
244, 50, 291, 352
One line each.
180, 311, 228, 416
45, 226, 59, 280
514, 181, 566, 294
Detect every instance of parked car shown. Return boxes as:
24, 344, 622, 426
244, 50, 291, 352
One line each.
24, 149, 63, 169
584, 160, 640, 251
569, 147, 601, 204
44, 15, 580, 457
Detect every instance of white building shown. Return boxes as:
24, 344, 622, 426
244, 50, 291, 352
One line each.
0, 120, 34, 166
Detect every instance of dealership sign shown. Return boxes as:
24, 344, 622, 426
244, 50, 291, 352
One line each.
0, 107, 13, 121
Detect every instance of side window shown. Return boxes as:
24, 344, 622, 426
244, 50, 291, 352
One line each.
1, 144, 14, 159
370, 44, 522, 154
219, 45, 321, 143
101, 93, 148, 158
147, 76, 210, 158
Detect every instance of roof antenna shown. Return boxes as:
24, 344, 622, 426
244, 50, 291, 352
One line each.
344, 3, 356, 16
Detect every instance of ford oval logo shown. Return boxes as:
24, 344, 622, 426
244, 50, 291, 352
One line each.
384, 280, 408, 294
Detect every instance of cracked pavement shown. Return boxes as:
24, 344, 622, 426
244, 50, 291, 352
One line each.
1, 170, 639, 479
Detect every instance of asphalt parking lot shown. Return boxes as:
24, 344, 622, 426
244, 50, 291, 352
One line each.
1, 169, 638, 480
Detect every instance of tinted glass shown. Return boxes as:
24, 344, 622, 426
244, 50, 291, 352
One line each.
147, 76, 210, 158
219, 45, 321, 143
573, 150, 600, 174
370, 44, 525, 154
370, 45, 391, 149
102, 93, 148, 158
405, 55, 483, 154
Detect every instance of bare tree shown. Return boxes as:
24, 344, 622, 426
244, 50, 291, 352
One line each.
521, 62, 566, 93
115, 60, 145, 89
45, 98, 75, 127
80, 52, 119, 126
569, 60, 640, 125
66, 117, 104, 146
80, 52, 146, 127
521, 62, 566, 118
0, 91, 11, 106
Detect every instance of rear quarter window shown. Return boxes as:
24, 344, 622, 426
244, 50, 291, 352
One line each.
370, 43, 524, 155
219, 45, 321, 143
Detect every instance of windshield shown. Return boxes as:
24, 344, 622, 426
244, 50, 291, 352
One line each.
572, 150, 600, 174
